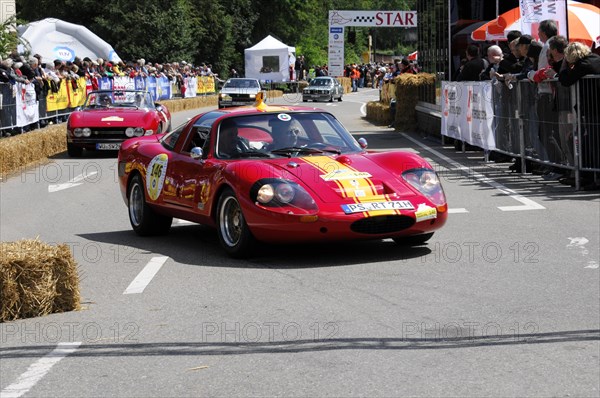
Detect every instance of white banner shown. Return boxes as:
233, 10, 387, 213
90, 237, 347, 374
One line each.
519, 0, 568, 38
441, 81, 496, 151
329, 10, 417, 27
15, 83, 39, 127
184, 77, 198, 98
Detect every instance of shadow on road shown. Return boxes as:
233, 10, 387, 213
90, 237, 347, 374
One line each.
79, 225, 432, 269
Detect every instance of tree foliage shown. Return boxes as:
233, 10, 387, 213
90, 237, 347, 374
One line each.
0, 16, 20, 58
15, 0, 417, 76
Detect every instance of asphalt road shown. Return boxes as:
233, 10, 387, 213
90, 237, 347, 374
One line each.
1, 88, 599, 397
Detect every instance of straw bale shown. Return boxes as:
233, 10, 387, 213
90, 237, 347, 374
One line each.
0, 239, 80, 322
0, 125, 66, 177
365, 101, 391, 126
391, 73, 436, 130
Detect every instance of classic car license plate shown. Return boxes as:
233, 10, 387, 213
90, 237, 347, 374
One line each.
341, 200, 414, 214
96, 143, 121, 150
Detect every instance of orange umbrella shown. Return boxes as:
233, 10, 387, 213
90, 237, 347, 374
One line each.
471, 0, 599, 48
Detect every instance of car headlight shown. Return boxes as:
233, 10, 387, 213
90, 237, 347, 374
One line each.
73, 128, 83, 137
402, 168, 446, 206
220, 94, 231, 100
249, 94, 256, 99
82, 128, 91, 137
125, 128, 135, 137
144, 129, 153, 136
134, 127, 144, 137
251, 179, 317, 212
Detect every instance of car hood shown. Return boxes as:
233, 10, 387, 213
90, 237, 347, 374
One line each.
70, 108, 153, 127
251, 154, 420, 203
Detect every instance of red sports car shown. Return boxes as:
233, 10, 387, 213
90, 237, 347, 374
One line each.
117, 97, 448, 257
66, 89, 171, 157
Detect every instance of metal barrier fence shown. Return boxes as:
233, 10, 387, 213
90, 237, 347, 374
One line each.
491, 76, 599, 178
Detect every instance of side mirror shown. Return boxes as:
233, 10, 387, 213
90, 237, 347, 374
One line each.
155, 104, 163, 112
190, 147, 203, 160
357, 137, 368, 149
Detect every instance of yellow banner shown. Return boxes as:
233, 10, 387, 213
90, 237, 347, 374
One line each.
45, 79, 70, 112
67, 77, 88, 108
197, 76, 216, 94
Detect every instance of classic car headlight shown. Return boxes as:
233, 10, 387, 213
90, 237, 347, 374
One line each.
125, 127, 135, 137
249, 94, 256, 99
402, 168, 446, 206
134, 127, 144, 137
73, 128, 83, 137
220, 94, 231, 100
251, 179, 317, 212
82, 128, 91, 137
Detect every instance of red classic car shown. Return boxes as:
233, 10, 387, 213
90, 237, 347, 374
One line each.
66, 89, 171, 157
117, 97, 448, 257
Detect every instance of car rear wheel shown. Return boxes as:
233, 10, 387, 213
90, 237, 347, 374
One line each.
67, 143, 83, 157
393, 232, 434, 246
128, 174, 172, 236
217, 188, 255, 258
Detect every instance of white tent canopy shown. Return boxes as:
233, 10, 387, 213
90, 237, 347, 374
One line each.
17, 18, 122, 65
244, 35, 295, 83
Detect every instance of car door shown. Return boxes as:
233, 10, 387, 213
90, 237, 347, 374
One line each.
164, 112, 222, 220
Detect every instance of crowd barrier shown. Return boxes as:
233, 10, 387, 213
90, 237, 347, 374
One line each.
0, 76, 217, 133
441, 76, 600, 188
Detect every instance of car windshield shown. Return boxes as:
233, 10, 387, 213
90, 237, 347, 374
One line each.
215, 112, 362, 159
311, 79, 333, 86
83, 90, 154, 109
223, 79, 260, 89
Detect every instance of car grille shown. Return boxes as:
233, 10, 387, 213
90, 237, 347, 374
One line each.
91, 128, 127, 138
350, 215, 415, 234
229, 94, 253, 100
308, 90, 329, 94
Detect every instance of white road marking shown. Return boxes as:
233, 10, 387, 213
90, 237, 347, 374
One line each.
448, 208, 469, 214
48, 171, 98, 193
567, 237, 599, 269
403, 135, 545, 212
0, 342, 81, 398
123, 256, 168, 294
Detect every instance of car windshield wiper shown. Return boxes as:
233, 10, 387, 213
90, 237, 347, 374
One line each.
270, 146, 341, 156
238, 151, 273, 158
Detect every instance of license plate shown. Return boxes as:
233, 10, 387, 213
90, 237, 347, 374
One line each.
341, 200, 414, 214
96, 143, 121, 150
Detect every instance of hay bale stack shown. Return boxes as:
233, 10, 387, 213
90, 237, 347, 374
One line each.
1, 239, 80, 322
0, 124, 66, 177
392, 73, 436, 130
338, 77, 352, 93
365, 101, 391, 126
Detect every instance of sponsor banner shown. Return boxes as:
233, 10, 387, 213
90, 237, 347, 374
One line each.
134, 76, 146, 91
329, 10, 417, 27
183, 77, 197, 98
113, 76, 135, 91
197, 76, 216, 95
519, 0, 567, 38
46, 79, 70, 112
441, 81, 496, 151
16, 83, 40, 127
67, 77, 88, 108
98, 77, 114, 91
158, 76, 172, 100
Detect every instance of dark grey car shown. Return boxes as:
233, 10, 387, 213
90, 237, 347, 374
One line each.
302, 77, 343, 102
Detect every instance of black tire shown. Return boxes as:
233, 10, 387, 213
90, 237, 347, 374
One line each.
328, 94, 334, 102
337, 95, 343, 102
128, 174, 172, 236
67, 143, 83, 157
393, 232, 434, 246
216, 188, 255, 258
302, 99, 308, 102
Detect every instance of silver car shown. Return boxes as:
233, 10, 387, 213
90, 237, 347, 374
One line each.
218, 78, 262, 108
302, 77, 343, 102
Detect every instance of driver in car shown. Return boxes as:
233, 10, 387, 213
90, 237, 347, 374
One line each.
269, 119, 303, 150
217, 119, 248, 158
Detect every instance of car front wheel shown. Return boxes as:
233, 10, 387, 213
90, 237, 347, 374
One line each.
217, 188, 255, 258
393, 232, 434, 246
128, 174, 172, 236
